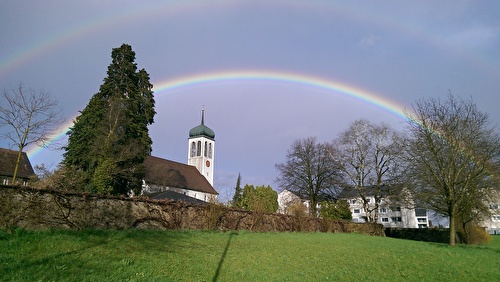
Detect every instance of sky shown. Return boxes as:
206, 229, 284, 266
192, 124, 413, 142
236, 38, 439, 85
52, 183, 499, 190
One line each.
1, 0, 499, 202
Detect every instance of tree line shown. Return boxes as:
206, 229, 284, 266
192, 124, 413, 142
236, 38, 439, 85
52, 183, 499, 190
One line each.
273, 96, 500, 246
1, 44, 155, 196
231, 172, 352, 221
1, 43, 499, 246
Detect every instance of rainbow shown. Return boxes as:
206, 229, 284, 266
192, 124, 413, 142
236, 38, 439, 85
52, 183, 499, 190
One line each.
26, 70, 409, 159
153, 70, 409, 118
1, 1, 497, 80
0, 1, 227, 77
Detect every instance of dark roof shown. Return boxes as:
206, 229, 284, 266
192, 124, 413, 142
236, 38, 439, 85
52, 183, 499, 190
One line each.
143, 156, 218, 195
0, 148, 35, 179
146, 190, 208, 205
338, 185, 393, 199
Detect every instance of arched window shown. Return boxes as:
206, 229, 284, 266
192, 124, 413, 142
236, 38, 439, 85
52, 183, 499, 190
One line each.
204, 141, 208, 157
197, 141, 201, 156
190, 142, 196, 157
208, 143, 212, 158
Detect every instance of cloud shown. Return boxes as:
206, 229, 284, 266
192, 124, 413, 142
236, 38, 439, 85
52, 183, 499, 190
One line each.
359, 34, 381, 47
445, 26, 499, 50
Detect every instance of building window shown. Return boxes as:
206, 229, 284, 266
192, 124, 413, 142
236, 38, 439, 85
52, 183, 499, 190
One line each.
391, 206, 401, 212
492, 215, 500, 222
379, 207, 387, 213
366, 198, 371, 203
208, 143, 212, 158
197, 141, 201, 156
2, 179, 8, 185
351, 199, 356, 205
391, 217, 402, 222
417, 218, 427, 223
204, 141, 208, 157
415, 209, 427, 216
353, 209, 360, 214
190, 142, 196, 157
490, 204, 499, 210
381, 217, 389, 222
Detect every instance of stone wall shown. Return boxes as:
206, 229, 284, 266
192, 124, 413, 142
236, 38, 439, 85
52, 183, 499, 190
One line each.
0, 185, 384, 235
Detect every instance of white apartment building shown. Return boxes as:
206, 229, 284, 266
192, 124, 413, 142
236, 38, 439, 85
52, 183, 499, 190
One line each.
339, 186, 429, 228
482, 190, 500, 235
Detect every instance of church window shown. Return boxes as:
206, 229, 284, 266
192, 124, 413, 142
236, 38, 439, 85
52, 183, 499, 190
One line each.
208, 143, 212, 158
197, 141, 201, 156
204, 141, 208, 157
190, 142, 196, 157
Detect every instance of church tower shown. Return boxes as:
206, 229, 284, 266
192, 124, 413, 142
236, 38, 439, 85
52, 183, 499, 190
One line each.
188, 108, 215, 186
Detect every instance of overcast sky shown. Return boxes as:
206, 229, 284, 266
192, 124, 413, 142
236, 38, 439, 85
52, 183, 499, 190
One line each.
1, 1, 499, 201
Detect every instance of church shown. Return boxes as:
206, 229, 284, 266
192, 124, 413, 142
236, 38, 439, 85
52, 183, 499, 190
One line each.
141, 109, 218, 203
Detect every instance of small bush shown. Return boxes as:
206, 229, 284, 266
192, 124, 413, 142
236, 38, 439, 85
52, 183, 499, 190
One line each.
285, 202, 308, 218
205, 203, 225, 230
319, 200, 352, 220
464, 225, 492, 245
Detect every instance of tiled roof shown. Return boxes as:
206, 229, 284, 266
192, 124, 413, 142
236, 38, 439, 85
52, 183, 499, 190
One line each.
338, 185, 393, 199
143, 156, 218, 195
146, 190, 208, 205
0, 148, 35, 179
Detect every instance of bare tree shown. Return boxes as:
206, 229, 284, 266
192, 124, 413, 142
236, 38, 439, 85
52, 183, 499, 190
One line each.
275, 137, 340, 216
332, 119, 404, 223
404, 94, 500, 245
0, 84, 62, 183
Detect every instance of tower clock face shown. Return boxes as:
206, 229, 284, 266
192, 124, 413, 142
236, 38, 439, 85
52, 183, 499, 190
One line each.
206, 160, 211, 167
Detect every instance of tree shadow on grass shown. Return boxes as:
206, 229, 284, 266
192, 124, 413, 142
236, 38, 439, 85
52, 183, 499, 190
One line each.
0, 235, 108, 277
212, 232, 238, 282
0, 229, 194, 279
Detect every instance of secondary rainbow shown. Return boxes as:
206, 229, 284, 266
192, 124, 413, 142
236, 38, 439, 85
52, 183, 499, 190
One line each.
2, 1, 495, 79
26, 70, 409, 159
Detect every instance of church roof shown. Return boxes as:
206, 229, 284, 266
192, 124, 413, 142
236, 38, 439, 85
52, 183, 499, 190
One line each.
189, 109, 215, 139
0, 148, 35, 179
146, 190, 209, 205
143, 156, 218, 195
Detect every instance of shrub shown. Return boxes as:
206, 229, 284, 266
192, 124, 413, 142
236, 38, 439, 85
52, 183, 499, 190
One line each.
204, 203, 225, 230
463, 225, 492, 245
286, 202, 308, 218
319, 200, 352, 220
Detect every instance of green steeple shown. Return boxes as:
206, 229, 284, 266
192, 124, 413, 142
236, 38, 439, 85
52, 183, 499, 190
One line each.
189, 108, 215, 139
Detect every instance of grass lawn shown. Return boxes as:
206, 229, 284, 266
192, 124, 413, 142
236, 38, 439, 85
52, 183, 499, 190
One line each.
0, 229, 499, 281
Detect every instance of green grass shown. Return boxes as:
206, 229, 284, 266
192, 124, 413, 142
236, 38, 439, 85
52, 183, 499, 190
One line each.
0, 229, 499, 281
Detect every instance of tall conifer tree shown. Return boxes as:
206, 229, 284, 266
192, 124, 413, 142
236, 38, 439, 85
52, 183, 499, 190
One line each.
232, 173, 243, 208
63, 44, 155, 195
